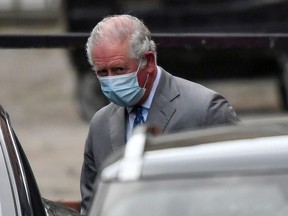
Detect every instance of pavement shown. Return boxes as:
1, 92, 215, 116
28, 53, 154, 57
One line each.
0, 20, 285, 202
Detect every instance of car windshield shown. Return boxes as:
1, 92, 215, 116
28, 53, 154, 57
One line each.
99, 173, 288, 216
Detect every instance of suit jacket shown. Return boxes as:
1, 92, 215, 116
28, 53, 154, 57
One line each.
80, 68, 240, 211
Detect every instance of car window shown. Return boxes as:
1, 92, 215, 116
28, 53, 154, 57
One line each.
0, 128, 18, 216
98, 173, 288, 216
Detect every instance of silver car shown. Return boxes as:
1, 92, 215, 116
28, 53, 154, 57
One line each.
0, 105, 79, 216
89, 123, 288, 216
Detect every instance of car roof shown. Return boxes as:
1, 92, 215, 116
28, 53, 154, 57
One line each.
100, 121, 288, 182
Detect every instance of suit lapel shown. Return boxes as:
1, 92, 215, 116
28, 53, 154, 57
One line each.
110, 105, 126, 151
147, 69, 179, 132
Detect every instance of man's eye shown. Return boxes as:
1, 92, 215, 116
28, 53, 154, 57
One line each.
97, 69, 108, 76
112, 67, 127, 74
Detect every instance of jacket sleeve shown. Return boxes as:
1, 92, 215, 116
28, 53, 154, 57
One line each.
204, 93, 240, 126
80, 127, 97, 214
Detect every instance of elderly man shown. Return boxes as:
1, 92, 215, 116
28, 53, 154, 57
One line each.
80, 14, 240, 213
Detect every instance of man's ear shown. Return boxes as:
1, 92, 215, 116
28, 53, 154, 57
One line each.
144, 51, 156, 74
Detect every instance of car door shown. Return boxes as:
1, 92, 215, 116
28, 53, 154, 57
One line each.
0, 107, 46, 216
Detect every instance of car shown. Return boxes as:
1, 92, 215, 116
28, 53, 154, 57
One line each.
63, 0, 288, 121
0, 105, 80, 216
88, 122, 288, 216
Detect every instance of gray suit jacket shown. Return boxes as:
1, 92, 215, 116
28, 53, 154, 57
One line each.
80, 69, 240, 211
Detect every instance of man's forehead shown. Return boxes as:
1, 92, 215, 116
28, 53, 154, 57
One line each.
93, 38, 129, 55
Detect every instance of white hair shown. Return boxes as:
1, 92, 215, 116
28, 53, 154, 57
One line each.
86, 14, 157, 69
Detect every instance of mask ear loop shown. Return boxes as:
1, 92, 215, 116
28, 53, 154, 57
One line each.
141, 36, 152, 89
138, 56, 149, 89
143, 73, 149, 89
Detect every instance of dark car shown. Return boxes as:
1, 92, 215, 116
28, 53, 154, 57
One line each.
88, 123, 288, 216
0, 105, 80, 216
63, 0, 288, 121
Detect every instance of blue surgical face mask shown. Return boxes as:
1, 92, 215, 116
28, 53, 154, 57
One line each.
97, 59, 147, 107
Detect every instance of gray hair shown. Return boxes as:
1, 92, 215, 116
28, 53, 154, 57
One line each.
86, 14, 157, 69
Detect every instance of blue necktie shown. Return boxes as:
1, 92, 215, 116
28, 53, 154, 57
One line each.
133, 106, 145, 127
